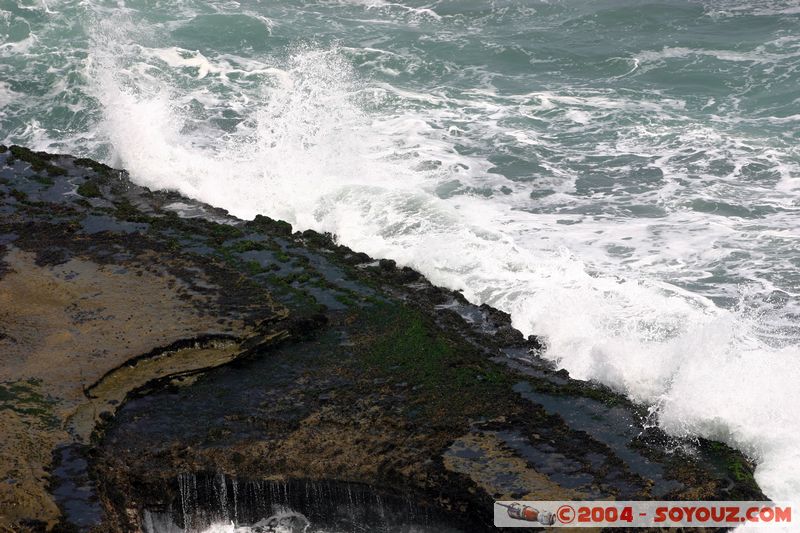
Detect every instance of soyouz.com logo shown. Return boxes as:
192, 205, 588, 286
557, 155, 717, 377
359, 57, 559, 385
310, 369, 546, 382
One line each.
494, 501, 793, 527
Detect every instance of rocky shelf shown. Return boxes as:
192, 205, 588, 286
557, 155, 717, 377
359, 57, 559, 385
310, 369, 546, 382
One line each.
0, 145, 764, 532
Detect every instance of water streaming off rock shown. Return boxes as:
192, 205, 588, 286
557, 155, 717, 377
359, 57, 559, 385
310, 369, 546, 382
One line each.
143, 472, 461, 532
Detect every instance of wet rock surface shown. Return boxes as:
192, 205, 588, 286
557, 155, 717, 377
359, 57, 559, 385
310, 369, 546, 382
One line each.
0, 146, 765, 532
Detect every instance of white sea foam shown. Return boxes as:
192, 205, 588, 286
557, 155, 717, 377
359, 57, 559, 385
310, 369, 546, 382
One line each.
0, 80, 17, 108
144, 508, 314, 533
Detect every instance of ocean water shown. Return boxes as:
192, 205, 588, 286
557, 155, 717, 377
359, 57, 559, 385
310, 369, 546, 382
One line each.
2, 0, 799, 524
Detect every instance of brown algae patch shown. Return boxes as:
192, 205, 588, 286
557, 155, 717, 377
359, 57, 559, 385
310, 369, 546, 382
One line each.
444, 431, 584, 501
0, 383, 63, 530
0, 247, 279, 529
0, 248, 249, 400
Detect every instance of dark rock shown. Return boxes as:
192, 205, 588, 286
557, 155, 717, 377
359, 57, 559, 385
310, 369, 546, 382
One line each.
378, 258, 396, 271
8, 145, 67, 176
398, 266, 421, 282
286, 312, 329, 338
34, 246, 70, 266
247, 214, 292, 236
76, 180, 102, 198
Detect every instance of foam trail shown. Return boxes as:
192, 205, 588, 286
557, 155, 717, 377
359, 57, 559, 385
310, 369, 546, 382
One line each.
86, 12, 800, 509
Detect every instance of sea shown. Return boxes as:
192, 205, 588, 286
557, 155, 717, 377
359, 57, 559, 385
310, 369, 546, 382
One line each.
1, 0, 799, 530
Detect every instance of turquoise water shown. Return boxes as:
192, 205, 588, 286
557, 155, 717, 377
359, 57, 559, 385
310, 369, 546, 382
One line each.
2, 0, 800, 512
